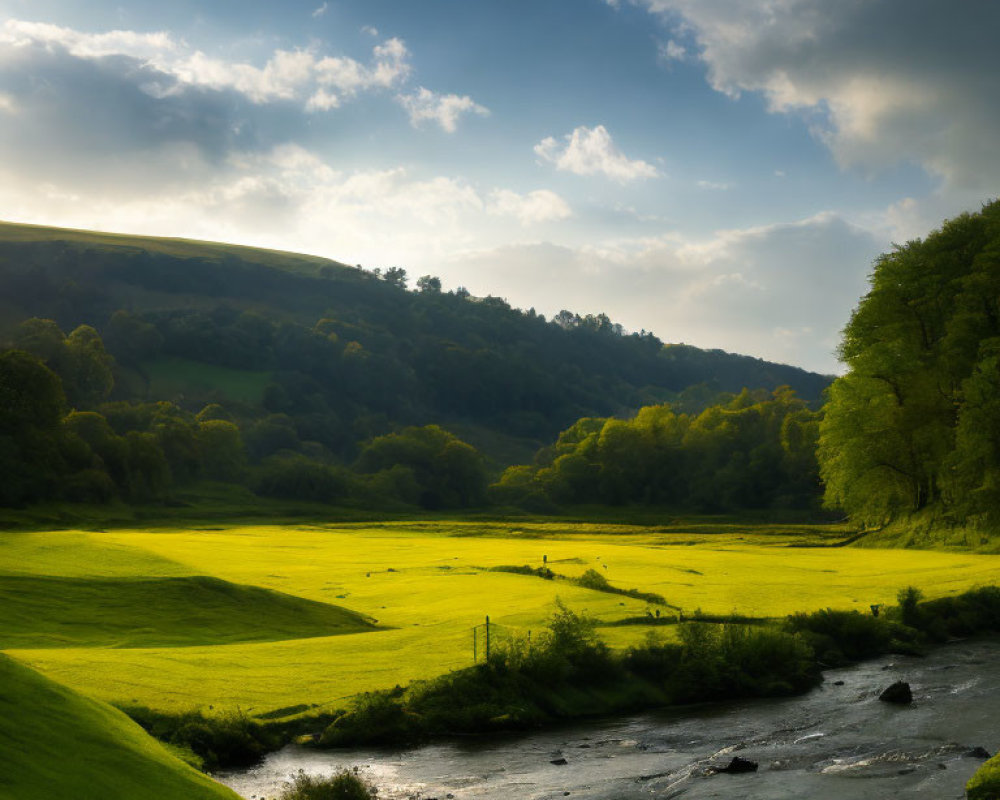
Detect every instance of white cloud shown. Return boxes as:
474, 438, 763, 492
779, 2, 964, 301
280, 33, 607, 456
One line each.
0, 19, 411, 110
398, 87, 489, 132
534, 125, 659, 183
487, 189, 572, 225
1, 19, 176, 60
696, 179, 730, 190
659, 39, 686, 62
312, 3, 328, 18
630, 0, 1000, 190
361, 26, 379, 37
305, 88, 340, 112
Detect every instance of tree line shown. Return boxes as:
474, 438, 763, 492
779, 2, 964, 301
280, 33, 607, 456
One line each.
0, 317, 821, 513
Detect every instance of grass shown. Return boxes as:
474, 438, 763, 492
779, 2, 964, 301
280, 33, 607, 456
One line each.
0, 219, 351, 278
0, 653, 239, 800
0, 574, 377, 649
969, 753, 1000, 800
3, 520, 998, 719
142, 356, 272, 407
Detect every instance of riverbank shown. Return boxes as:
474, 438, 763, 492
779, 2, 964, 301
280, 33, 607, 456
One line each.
132, 585, 1000, 775
217, 637, 1000, 800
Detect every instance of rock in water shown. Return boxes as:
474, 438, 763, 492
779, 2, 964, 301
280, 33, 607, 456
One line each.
714, 756, 759, 774
965, 746, 992, 759
879, 681, 913, 704
550, 758, 568, 765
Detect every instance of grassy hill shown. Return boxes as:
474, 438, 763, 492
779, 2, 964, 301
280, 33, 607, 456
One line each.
0, 654, 239, 800
0, 574, 378, 649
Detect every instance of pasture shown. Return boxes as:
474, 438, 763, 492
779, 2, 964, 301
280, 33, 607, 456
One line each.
3, 520, 998, 719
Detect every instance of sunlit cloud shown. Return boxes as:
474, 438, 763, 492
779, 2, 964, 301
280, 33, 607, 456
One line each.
398, 87, 490, 132
535, 125, 659, 183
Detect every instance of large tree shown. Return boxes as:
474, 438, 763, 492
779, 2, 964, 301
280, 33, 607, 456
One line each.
819, 201, 1000, 527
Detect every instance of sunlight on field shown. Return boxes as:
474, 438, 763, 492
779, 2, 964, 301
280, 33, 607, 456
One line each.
4, 521, 998, 716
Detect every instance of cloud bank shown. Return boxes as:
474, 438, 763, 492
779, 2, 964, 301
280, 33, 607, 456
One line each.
629, 0, 1000, 189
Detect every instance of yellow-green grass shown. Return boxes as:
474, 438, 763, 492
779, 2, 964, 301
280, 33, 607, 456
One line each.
0, 654, 239, 800
968, 753, 1000, 800
5, 522, 998, 719
0, 574, 377, 649
143, 356, 272, 406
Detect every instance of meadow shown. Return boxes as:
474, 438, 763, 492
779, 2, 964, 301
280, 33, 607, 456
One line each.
3, 519, 998, 721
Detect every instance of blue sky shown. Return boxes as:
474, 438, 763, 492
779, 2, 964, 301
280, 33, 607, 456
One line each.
0, 0, 997, 373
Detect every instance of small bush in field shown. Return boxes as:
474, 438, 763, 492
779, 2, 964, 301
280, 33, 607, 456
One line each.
280, 768, 377, 800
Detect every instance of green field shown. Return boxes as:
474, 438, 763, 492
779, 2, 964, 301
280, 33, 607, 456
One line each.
143, 356, 272, 407
3, 520, 998, 719
0, 654, 239, 800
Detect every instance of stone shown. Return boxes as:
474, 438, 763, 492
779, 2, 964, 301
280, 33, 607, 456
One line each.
878, 681, 912, 704
714, 756, 759, 774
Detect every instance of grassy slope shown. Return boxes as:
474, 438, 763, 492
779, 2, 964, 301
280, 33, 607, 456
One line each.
968, 754, 1000, 800
0, 219, 348, 277
143, 356, 272, 406
0, 654, 239, 800
6, 522, 998, 716
0, 574, 377, 649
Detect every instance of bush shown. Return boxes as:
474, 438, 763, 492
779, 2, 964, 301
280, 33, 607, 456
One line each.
281, 769, 377, 800
320, 689, 418, 747
669, 623, 818, 702
123, 706, 274, 771
785, 608, 895, 665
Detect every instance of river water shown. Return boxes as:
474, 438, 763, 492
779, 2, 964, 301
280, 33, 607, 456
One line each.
217, 638, 1000, 800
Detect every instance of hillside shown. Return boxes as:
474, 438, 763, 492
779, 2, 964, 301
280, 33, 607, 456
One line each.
0, 654, 239, 800
0, 221, 831, 462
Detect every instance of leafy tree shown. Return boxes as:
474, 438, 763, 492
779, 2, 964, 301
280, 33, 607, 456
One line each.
381, 267, 408, 289
416, 275, 442, 293
197, 420, 247, 481
356, 425, 487, 508
818, 201, 1000, 528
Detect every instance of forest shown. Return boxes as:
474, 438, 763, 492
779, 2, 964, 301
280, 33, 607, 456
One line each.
3, 201, 1000, 535
0, 221, 829, 514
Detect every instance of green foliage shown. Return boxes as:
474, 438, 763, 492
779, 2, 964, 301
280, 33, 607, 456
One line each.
0, 222, 830, 468
280, 770, 378, 800
357, 425, 487, 508
897, 585, 925, 627
785, 608, 897, 665
125, 706, 277, 771
967, 753, 1000, 800
819, 201, 1000, 530
496, 388, 822, 511
254, 454, 354, 503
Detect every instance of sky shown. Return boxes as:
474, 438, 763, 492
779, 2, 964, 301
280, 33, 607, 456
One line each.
0, 1, 998, 374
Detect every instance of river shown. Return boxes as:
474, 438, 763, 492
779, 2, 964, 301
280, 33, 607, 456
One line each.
217, 638, 1000, 800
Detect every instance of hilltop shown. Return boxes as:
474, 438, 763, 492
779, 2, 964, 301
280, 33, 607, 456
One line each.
0, 221, 831, 466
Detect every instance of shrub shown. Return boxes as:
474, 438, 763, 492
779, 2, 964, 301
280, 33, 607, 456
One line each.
320, 689, 418, 747
785, 608, 895, 664
280, 769, 377, 800
123, 706, 274, 771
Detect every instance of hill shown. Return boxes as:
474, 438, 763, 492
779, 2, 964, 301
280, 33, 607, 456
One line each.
0, 653, 239, 800
0, 574, 378, 649
0, 221, 831, 462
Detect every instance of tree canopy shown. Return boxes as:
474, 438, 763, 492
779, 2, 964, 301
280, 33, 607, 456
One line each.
818, 200, 1000, 528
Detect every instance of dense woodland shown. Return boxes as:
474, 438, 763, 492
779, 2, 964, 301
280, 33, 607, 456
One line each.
819, 200, 1000, 531
5, 203, 1000, 526
0, 223, 831, 513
